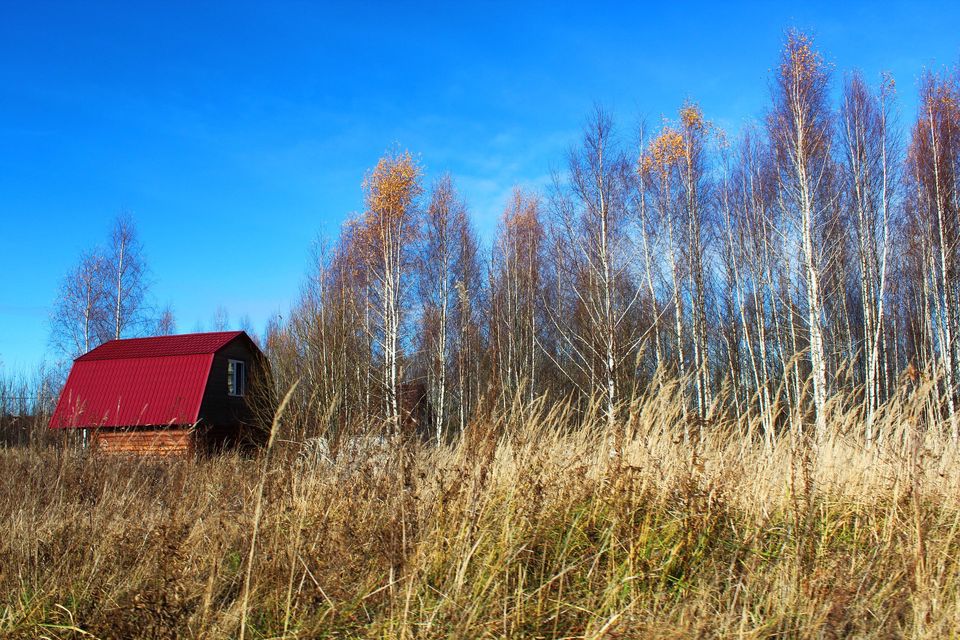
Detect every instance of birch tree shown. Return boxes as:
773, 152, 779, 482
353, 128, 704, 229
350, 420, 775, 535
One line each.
156, 305, 177, 335
906, 70, 960, 439
550, 108, 639, 457
633, 125, 665, 377
720, 129, 784, 444
418, 175, 471, 441
840, 71, 898, 439
451, 203, 485, 434
491, 188, 544, 407
105, 213, 149, 340
678, 103, 713, 417
769, 30, 833, 437
50, 251, 109, 359
644, 125, 688, 399
359, 150, 423, 433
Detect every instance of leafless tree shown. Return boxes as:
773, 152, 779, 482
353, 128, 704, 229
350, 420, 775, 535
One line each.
105, 212, 150, 340
212, 306, 230, 331
633, 124, 665, 378
417, 175, 472, 441
550, 108, 642, 458
718, 128, 786, 444
905, 69, 960, 439
156, 305, 177, 335
768, 30, 834, 437
50, 250, 109, 359
451, 210, 485, 433
839, 71, 899, 439
490, 188, 545, 409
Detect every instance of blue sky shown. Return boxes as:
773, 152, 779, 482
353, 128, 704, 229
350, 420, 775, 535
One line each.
1, 1, 958, 374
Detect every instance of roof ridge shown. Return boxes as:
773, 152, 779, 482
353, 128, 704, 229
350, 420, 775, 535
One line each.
76, 331, 248, 362
98, 330, 243, 342
78, 352, 217, 361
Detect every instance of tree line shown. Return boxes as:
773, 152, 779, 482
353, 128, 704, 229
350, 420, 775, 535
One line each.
264, 30, 960, 445
42, 30, 959, 447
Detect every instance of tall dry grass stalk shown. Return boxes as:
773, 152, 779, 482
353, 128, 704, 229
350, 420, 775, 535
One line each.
1, 377, 959, 638
239, 381, 299, 640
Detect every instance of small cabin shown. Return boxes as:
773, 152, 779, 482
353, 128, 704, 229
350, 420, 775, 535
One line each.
50, 331, 269, 456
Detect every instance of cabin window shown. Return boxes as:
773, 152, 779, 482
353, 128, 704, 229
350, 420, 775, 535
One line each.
227, 359, 246, 396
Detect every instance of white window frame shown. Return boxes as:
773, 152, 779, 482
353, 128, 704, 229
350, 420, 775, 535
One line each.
227, 359, 246, 397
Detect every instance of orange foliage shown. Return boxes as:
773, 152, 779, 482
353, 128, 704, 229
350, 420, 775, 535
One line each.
641, 127, 684, 175
640, 102, 712, 176
362, 150, 423, 226
355, 150, 423, 256
679, 102, 704, 131
780, 30, 828, 84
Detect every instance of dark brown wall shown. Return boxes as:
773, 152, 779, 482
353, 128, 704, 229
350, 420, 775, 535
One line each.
198, 339, 257, 425
197, 336, 268, 449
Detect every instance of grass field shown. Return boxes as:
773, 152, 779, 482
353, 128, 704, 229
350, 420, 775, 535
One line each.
2, 379, 960, 639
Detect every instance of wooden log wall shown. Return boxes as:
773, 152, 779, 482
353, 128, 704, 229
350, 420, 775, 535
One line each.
91, 427, 195, 457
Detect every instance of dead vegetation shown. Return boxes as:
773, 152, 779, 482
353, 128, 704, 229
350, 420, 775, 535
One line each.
0, 377, 958, 639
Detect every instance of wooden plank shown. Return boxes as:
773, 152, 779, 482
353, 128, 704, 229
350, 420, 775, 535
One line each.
96, 435, 190, 444
92, 428, 194, 457
95, 438, 191, 447
95, 429, 191, 439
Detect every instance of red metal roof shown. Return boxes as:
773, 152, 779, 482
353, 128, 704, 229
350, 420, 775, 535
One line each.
50, 331, 249, 429
77, 331, 244, 361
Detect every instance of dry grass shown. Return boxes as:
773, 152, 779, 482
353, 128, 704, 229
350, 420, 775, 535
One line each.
2, 380, 960, 639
